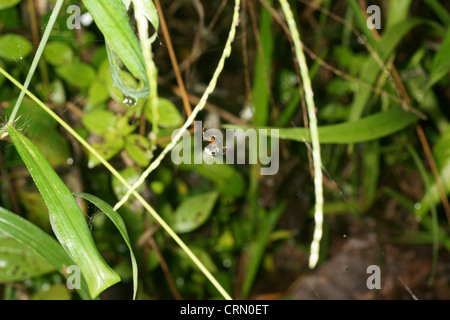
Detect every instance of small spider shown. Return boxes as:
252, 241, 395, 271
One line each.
202, 125, 226, 158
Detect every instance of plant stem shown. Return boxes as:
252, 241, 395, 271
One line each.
134, 1, 159, 151
278, 0, 324, 269
7, 0, 64, 125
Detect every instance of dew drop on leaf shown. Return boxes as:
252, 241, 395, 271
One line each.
123, 96, 137, 107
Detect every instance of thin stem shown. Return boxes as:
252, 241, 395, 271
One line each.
278, 0, 324, 269
134, 2, 159, 151
154, 0, 192, 118
7, 0, 64, 125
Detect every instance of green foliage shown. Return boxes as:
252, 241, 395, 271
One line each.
172, 192, 219, 234
1, 0, 450, 301
7, 125, 120, 299
0, 0, 22, 10
0, 34, 32, 60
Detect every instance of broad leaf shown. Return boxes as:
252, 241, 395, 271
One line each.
7, 125, 120, 299
0, 33, 32, 60
173, 192, 219, 233
0, 207, 91, 299
73, 192, 138, 300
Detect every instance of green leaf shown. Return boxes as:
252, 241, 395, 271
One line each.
82, 109, 117, 136
428, 28, 450, 88
88, 79, 110, 106
386, 0, 412, 30
133, 0, 159, 43
125, 134, 152, 167
179, 161, 246, 198
56, 62, 96, 89
226, 107, 418, 144
82, 0, 148, 97
349, 18, 426, 121
3, 97, 71, 166
73, 192, 138, 300
43, 41, 74, 66
7, 125, 120, 299
0, 0, 22, 10
31, 284, 72, 300
0, 231, 55, 282
252, 0, 274, 126
172, 192, 219, 233
111, 167, 144, 201
0, 207, 91, 300
145, 98, 183, 128
241, 202, 285, 298
416, 127, 450, 217
0, 33, 32, 60
87, 138, 124, 168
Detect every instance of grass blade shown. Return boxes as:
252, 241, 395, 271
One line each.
349, 18, 425, 121
0, 207, 91, 300
73, 192, 138, 300
6, 124, 120, 299
6, 0, 64, 125
225, 107, 418, 144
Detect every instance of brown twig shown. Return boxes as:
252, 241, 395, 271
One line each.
147, 235, 183, 300
416, 125, 450, 227
170, 85, 248, 126
154, 0, 192, 119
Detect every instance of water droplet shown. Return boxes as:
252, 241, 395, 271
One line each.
87, 160, 95, 169
176, 277, 185, 286
123, 96, 137, 107
223, 259, 232, 268
414, 203, 421, 210
66, 157, 74, 165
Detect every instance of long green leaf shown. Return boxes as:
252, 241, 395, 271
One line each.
73, 192, 138, 300
82, 0, 148, 97
253, 0, 274, 126
428, 27, 450, 88
7, 124, 120, 299
349, 18, 426, 121
0, 207, 91, 300
225, 107, 418, 144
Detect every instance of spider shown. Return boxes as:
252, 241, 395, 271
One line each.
202, 125, 226, 158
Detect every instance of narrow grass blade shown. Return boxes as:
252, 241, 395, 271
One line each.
73, 192, 138, 300
226, 107, 419, 144
349, 18, 425, 121
253, 0, 274, 126
0, 207, 91, 300
7, 124, 120, 299
428, 27, 450, 88
6, 0, 64, 125
241, 203, 285, 299
424, 0, 450, 26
